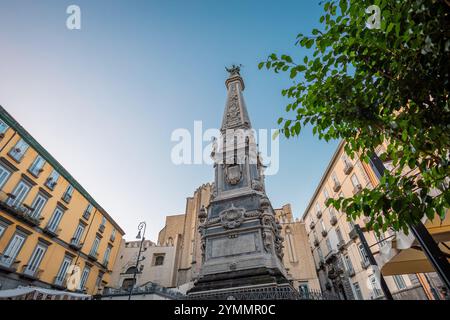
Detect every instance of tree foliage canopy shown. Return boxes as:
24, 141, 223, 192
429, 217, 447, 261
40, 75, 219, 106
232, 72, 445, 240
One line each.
259, 0, 450, 234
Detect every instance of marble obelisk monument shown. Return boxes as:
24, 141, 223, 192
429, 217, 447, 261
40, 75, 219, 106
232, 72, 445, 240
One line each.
187, 66, 297, 299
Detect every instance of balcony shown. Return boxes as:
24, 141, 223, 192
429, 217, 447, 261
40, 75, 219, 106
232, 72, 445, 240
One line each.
82, 210, 91, 220
313, 237, 319, 247
324, 249, 338, 263
361, 260, 370, 269
43, 226, 61, 238
352, 184, 362, 195
330, 215, 338, 226
349, 227, 358, 240
337, 240, 346, 251
45, 178, 57, 190
109, 235, 115, 243
309, 221, 315, 230
99, 224, 105, 233
88, 251, 99, 261
62, 193, 72, 203
316, 210, 322, 219
321, 230, 328, 237
333, 181, 341, 192
0, 253, 20, 273
20, 265, 43, 281
0, 192, 42, 227
69, 238, 83, 251
343, 162, 353, 175
53, 275, 68, 289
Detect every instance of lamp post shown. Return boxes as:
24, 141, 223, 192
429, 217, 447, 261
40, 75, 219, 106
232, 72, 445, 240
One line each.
128, 221, 146, 300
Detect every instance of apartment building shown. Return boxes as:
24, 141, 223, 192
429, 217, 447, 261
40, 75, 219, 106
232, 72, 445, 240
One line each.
302, 141, 426, 300
0, 105, 125, 295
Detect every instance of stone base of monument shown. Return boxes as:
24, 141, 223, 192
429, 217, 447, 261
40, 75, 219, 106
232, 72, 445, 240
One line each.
186, 267, 299, 300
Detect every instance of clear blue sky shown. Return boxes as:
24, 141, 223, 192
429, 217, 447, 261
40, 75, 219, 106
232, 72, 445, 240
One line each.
0, 0, 339, 241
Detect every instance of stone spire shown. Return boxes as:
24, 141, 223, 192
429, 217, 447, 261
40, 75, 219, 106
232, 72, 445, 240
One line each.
221, 65, 252, 132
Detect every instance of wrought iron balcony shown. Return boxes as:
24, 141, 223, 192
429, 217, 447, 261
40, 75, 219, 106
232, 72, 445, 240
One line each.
361, 260, 370, 269
43, 226, 61, 238
0, 253, 20, 272
62, 193, 72, 203
343, 162, 353, 175
88, 251, 99, 261
69, 238, 83, 251
316, 210, 322, 219
0, 191, 42, 227
333, 181, 341, 192
321, 229, 328, 237
349, 227, 358, 240
310, 221, 315, 230
82, 210, 91, 220
330, 215, 338, 226
337, 240, 346, 251
352, 184, 362, 195
99, 224, 105, 233
313, 237, 319, 247
20, 265, 43, 280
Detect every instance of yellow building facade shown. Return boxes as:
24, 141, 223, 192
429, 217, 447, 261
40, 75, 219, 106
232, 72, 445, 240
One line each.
0, 105, 125, 296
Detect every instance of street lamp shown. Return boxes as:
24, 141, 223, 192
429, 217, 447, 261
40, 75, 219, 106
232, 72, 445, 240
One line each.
128, 221, 146, 300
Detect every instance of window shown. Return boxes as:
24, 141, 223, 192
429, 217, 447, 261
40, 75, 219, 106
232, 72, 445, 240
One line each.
0, 233, 26, 267
353, 282, 364, 300
0, 119, 9, 134
369, 274, 383, 298
329, 207, 336, 219
45, 170, 60, 189
100, 216, 106, 227
358, 243, 370, 264
9, 139, 29, 161
335, 227, 344, 243
62, 185, 74, 203
393, 275, 407, 290
315, 203, 321, 214
30, 193, 48, 218
6, 180, 31, 208
24, 243, 47, 276
72, 223, 85, 245
125, 266, 138, 274
46, 207, 65, 233
342, 154, 351, 167
345, 255, 354, 274
95, 271, 104, 288
80, 266, 91, 290
55, 256, 72, 286
320, 220, 326, 232
83, 204, 93, 220
154, 254, 165, 266
90, 237, 100, 256
317, 247, 324, 262
298, 283, 310, 298
375, 232, 387, 248
0, 164, 12, 189
103, 246, 111, 266
332, 172, 340, 186
110, 228, 116, 242
0, 222, 6, 238
351, 174, 361, 188
29, 155, 46, 176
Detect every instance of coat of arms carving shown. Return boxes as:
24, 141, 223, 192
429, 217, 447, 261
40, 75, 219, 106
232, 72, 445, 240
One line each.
225, 164, 242, 185
219, 205, 245, 229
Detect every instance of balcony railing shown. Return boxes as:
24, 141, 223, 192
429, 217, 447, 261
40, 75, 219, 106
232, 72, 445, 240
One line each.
324, 249, 338, 263
343, 162, 353, 175
53, 275, 68, 288
99, 224, 105, 233
45, 178, 57, 190
333, 181, 341, 192
330, 215, 338, 226
69, 238, 83, 251
349, 227, 358, 240
0, 191, 42, 227
82, 210, 91, 220
337, 240, 346, 251
313, 237, 319, 247
62, 193, 72, 203
88, 251, 99, 261
352, 184, 362, 195
309, 221, 315, 230
316, 210, 322, 219
321, 230, 328, 237
0, 253, 20, 272
43, 226, 62, 238
20, 265, 43, 280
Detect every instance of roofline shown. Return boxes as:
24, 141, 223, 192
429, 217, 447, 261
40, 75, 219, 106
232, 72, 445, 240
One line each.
0, 105, 125, 235
300, 140, 345, 221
